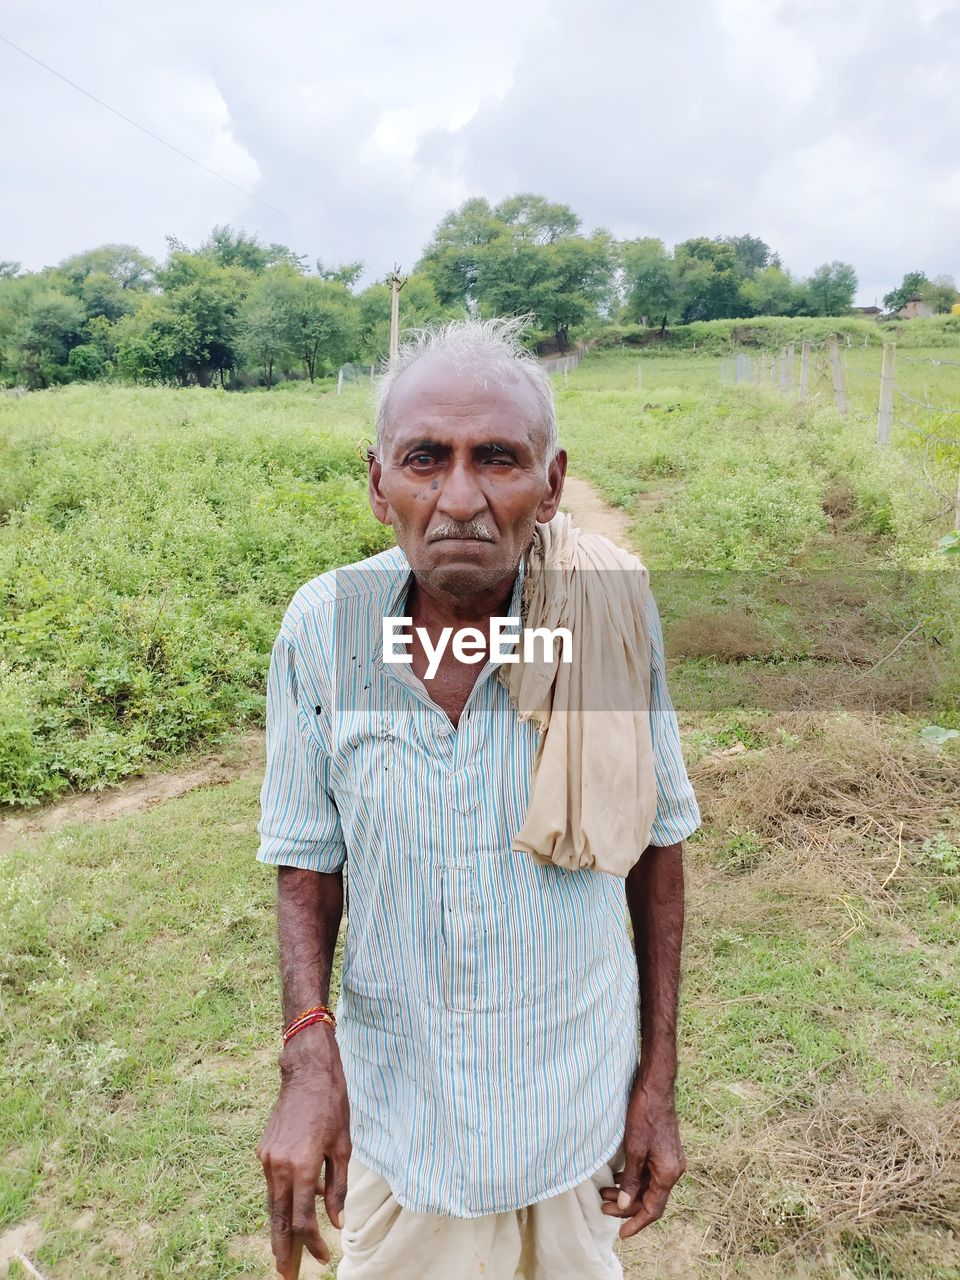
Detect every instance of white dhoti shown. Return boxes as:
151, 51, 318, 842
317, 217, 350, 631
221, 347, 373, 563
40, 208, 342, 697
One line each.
336, 1147, 625, 1280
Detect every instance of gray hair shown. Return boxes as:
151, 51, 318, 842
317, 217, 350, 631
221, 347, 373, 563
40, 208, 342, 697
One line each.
373, 315, 559, 463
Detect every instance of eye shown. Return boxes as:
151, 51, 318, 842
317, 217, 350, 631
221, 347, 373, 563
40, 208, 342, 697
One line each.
406, 452, 438, 468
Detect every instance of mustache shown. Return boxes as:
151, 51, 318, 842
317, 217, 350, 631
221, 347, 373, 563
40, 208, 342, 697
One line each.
428, 519, 496, 543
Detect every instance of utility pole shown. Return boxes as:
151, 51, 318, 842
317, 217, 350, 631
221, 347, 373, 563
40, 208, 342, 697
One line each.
388, 266, 406, 362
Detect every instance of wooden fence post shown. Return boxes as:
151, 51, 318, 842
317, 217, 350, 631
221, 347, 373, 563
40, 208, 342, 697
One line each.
829, 336, 849, 416
783, 342, 795, 393
876, 342, 896, 446
798, 341, 811, 401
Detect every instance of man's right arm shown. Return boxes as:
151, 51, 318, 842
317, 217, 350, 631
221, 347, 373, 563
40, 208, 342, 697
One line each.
256, 866, 350, 1278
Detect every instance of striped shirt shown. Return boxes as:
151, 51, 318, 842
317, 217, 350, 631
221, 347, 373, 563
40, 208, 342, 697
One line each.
256, 544, 700, 1217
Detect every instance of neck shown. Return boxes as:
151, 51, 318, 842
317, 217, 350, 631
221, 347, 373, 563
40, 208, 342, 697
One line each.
408, 566, 519, 629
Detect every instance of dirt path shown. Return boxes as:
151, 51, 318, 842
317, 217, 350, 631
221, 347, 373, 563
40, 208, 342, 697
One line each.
0, 476, 622, 852
0, 732, 264, 855
558, 473, 633, 543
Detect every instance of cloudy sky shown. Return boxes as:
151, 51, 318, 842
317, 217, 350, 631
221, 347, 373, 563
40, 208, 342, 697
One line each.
2, 0, 958, 304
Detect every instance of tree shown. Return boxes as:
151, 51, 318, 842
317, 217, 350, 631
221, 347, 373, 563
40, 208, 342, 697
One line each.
114, 298, 191, 384
240, 269, 299, 386
674, 239, 743, 322
416, 197, 506, 306
882, 270, 928, 314
0, 277, 85, 388
66, 343, 107, 381
919, 274, 958, 314
740, 265, 804, 317
285, 277, 359, 382
76, 271, 138, 323
0, 261, 22, 280
197, 225, 307, 273
805, 261, 858, 316
720, 234, 781, 278
476, 232, 616, 349
492, 194, 580, 245
621, 238, 678, 325
316, 259, 364, 288
418, 195, 616, 346
54, 244, 156, 293
128, 253, 250, 385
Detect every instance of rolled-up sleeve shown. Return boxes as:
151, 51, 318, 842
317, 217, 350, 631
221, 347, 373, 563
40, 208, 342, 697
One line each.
646, 590, 701, 846
256, 632, 347, 872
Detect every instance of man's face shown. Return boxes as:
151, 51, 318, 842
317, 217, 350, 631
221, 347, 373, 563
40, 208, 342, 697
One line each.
368, 355, 567, 598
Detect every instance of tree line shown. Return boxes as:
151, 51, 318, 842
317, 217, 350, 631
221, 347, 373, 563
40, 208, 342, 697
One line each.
0, 193, 955, 390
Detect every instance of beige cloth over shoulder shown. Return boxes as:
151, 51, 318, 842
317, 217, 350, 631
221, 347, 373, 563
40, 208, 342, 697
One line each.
497, 511, 657, 878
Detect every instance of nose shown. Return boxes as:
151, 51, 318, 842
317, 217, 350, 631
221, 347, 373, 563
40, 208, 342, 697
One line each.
435, 458, 488, 523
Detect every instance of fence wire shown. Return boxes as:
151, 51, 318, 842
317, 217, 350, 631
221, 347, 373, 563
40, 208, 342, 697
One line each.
721, 334, 960, 530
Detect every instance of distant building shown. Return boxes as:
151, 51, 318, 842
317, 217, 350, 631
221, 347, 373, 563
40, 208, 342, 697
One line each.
853, 306, 882, 319
896, 295, 935, 319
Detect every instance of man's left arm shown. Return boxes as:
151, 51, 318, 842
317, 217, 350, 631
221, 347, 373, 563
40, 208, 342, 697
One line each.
600, 841, 687, 1237
601, 587, 700, 1238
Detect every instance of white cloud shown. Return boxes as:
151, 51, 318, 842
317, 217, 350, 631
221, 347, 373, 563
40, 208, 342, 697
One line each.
1, 0, 957, 303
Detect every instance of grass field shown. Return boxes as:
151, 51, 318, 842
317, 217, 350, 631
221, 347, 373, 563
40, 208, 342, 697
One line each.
2, 352, 959, 1278
0, 387, 391, 805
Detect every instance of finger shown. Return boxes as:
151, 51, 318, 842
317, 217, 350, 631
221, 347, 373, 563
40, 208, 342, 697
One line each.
268, 1179, 294, 1275
291, 1180, 329, 1264
323, 1148, 351, 1231
600, 1169, 652, 1216
614, 1155, 648, 1210
277, 1235, 304, 1280
619, 1183, 672, 1239
599, 1167, 652, 1198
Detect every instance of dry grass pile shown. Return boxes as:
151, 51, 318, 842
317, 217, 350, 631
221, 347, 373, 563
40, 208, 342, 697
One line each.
665, 564, 955, 715
693, 713, 960, 897
667, 608, 779, 662
746, 660, 948, 714
696, 1083, 960, 1275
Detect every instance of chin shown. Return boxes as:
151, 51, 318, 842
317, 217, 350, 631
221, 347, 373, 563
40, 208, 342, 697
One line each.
421, 558, 510, 598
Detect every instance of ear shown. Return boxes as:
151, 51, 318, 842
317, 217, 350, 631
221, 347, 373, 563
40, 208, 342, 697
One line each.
535, 449, 567, 524
367, 453, 393, 527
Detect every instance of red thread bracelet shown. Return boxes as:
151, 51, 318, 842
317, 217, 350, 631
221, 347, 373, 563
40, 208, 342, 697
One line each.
283, 1004, 336, 1044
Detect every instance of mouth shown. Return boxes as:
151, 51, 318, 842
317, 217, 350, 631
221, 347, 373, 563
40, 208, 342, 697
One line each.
432, 535, 492, 543
427, 534, 496, 546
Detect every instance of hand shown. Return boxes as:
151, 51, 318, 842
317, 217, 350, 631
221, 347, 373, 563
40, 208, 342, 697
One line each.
256, 1025, 352, 1278
599, 1079, 687, 1239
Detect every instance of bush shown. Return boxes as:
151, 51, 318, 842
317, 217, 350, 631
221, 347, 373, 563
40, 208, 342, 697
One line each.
0, 385, 392, 805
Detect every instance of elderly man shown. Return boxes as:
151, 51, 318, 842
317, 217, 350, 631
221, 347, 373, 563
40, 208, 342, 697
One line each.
255, 318, 700, 1280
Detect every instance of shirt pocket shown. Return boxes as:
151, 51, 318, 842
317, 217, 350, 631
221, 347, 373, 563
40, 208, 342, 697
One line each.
444, 859, 542, 1013
467, 859, 626, 1014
